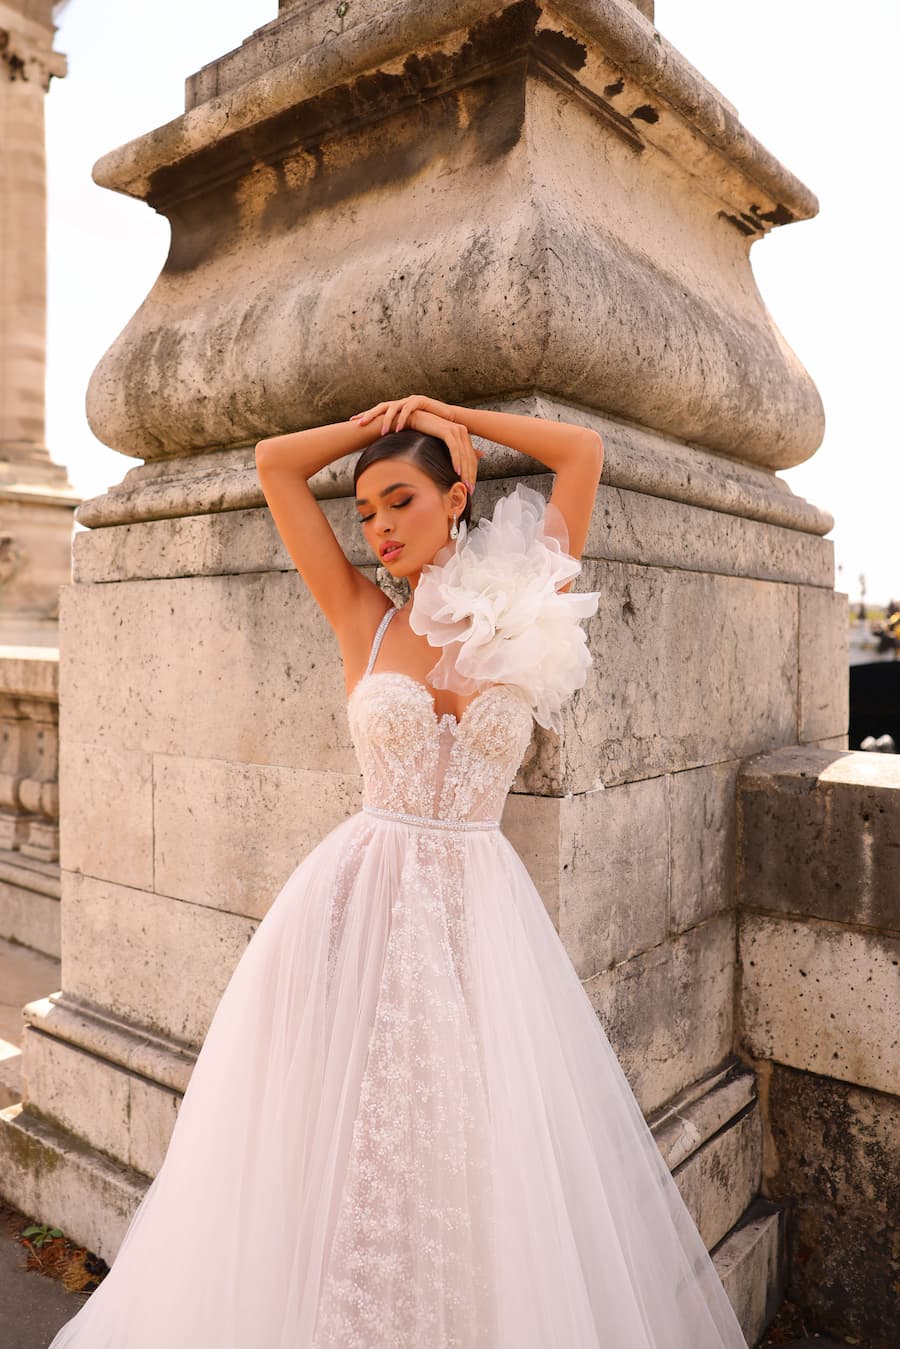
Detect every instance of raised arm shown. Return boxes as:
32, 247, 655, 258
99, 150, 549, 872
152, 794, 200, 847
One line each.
255, 419, 386, 644
448, 406, 604, 575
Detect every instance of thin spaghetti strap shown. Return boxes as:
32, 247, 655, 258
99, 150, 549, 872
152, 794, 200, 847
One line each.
365, 606, 397, 676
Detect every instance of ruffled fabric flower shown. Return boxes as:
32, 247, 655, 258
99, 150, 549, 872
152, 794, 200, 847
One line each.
408, 483, 600, 734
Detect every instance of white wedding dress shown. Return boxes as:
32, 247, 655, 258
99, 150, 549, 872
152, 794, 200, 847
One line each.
48, 511, 750, 1347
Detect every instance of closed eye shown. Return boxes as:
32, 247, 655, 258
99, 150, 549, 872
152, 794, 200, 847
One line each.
359, 495, 413, 524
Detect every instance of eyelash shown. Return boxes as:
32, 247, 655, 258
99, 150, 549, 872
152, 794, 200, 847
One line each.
359, 496, 413, 524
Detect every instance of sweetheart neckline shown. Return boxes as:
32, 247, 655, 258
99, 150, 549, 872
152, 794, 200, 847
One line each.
348, 671, 513, 736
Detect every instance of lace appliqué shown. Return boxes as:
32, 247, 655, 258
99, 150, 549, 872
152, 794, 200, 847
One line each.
313, 828, 498, 1347
311, 660, 537, 1345
347, 674, 533, 824
309, 676, 536, 1345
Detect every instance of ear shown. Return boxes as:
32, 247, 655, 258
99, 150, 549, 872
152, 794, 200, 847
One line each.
447, 482, 469, 515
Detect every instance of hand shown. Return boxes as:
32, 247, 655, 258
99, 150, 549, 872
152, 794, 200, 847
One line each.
349, 394, 457, 436
405, 408, 485, 490
350, 396, 484, 492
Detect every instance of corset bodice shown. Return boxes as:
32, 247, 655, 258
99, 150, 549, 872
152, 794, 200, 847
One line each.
347, 669, 534, 824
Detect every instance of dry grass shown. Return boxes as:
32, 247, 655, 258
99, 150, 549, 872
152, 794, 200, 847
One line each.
0, 1197, 108, 1296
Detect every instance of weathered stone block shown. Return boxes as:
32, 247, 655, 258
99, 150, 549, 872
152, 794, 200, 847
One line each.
714, 1200, 787, 1349
673, 1103, 762, 1251
60, 871, 257, 1047
762, 1061, 900, 1349
651, 1061, 754, 1160
738, 911, 900, 1097
589, 482, 833, 588
58, 741, 153, 889
24, 1026, 122, 1159
738, 745, 900, 933
59, 575, 357, 774
0, 877, 59, 957
669, 758, 740, 933
567, 560, 798, 790
559, 774, 668, 977
0, 1100, 146, 1266
505, 763, 735, 980
153, 754, 360, 918
584, 911, 736, 1115
128, 1070, 181, 1177
798, 586, 849, 742
22, 1025, 182, 1180
500, 790, 564, 928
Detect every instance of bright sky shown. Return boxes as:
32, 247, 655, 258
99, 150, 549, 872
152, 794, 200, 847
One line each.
44, 1, 898, 606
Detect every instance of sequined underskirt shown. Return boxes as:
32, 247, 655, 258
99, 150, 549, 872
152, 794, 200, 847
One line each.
47, 808, 749, 1349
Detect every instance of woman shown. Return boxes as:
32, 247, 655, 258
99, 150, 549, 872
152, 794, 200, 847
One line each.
47, 396, 748, 1347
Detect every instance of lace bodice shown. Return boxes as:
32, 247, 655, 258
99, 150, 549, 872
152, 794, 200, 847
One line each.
347, 607, 534, 824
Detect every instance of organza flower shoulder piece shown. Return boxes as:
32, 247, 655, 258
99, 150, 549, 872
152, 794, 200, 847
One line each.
408, 482, 600, 735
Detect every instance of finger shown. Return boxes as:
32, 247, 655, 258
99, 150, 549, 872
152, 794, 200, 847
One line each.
395, 396, 421, 432
447, 428, 464, 476
382, 400, 403, 434
459, 437, 477, 485
395, 397, 413, 432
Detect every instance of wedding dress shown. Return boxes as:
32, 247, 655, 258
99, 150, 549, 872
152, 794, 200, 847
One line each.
47, 486, 749, 1349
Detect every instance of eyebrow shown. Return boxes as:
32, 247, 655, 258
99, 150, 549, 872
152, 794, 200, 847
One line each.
355, 482, 416, 507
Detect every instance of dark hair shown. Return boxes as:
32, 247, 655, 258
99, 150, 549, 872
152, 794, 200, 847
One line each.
352, 429, 472, 531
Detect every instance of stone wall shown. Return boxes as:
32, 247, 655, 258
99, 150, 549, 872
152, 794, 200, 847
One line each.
0, 650, 60, 955
737, 746, 900, 1348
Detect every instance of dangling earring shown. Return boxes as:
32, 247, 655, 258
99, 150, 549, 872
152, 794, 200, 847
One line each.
450, 513, 459, 539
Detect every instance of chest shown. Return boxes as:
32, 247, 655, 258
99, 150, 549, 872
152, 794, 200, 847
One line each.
347, 607, 486, 722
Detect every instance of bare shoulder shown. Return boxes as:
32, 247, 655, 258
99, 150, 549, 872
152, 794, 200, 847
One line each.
255, 453, 393, 682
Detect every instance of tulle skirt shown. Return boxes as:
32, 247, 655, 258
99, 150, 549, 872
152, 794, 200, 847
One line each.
48, 809, 749, 1348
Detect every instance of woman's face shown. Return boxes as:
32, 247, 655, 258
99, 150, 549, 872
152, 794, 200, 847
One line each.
355, 458, 464, 581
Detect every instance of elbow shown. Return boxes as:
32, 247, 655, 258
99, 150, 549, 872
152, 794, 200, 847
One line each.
582, 429, 604, 468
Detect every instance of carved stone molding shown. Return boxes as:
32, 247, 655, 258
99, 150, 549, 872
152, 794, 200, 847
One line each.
0, 675, 59, 862
0, 23, 65, 89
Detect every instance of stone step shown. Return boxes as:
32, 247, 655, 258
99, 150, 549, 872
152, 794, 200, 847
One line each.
713, 1197, 787, 1346
1, 1059, 785, 1348
0, 1101, 145, 1265
0, 936, 60, 1109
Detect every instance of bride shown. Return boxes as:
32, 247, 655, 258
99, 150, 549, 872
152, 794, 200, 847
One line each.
47, 396, 749, 1347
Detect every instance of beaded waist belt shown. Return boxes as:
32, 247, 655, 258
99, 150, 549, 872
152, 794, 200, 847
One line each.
362, 804, 500, 833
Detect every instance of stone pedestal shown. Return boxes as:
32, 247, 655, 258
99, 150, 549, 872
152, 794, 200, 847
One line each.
0, 0, 78, 648
0, 7, 840, 1341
